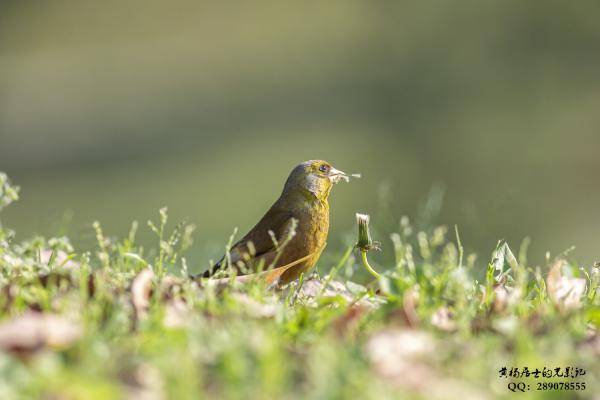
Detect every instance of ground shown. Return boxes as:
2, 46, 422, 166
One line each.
0, 174, 598, 399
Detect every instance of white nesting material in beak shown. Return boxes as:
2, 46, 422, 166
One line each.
328, 167, 349, 183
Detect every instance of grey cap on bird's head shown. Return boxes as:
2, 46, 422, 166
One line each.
282, 160, 350, 197
301, 160, 347, 181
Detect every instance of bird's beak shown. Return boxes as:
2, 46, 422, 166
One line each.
328, 167, 349, 183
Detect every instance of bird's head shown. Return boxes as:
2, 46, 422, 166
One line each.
283, 160, 347, 201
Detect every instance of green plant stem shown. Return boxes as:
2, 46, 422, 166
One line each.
360, 250, 381, 279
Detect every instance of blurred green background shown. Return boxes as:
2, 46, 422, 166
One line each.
1, 0, 599, 272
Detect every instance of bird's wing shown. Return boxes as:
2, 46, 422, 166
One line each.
202, 203, 295, 277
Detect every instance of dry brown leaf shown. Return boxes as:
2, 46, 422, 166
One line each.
366, 329, 436, 390
547, 260, 586, 312
40, 249, 80, 270
163, 299, 190, 328
155, 276, 191, 328
230, 293, 279, 318
297, 278, 384, 309
583, 328, 600, 357
492, 284, 521, 314
0, 312, 81, 355
402, 288, 420, 327
131, 268, 154, 320
366, 329, 488, 399
158, 276, 183, 301
299, 278, 353, 302
332, 304, 367, 338
387, 288, 419, 327
431, 306, 457, 332
122, 363, 165, 400
297, 278, 325, 299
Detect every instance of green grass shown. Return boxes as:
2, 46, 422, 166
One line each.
0, 173, 598, 400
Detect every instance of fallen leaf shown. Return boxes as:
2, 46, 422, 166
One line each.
297, 278, 383, 308
366, 329, 488, 399
297, 278, 353, 302
121, 363, 165, 400
547, 260, 586, 312
40, 249, 80, 270
131, 268, 154, 320
159, 276, 183, 301
402, 288, 420, 327
526, 311, 547, 335
492, 284, 521, 314
387, 288, 419, 327
431, 306, 456, 332
366, 329, 436, 390
491, 315, 519, 336
332, 304, 367, 338
163, 298, 191, 328
0, 312, 80, 356
230, 293, 279, 318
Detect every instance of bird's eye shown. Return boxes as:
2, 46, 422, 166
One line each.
319, 164, 329, 173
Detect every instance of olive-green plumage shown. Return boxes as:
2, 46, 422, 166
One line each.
201, 160, 346, 285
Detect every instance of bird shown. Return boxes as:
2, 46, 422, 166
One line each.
198, 160, 348, 286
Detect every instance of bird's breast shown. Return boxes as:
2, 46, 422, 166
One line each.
295, 200, 329, 253
277, 199, 330, 284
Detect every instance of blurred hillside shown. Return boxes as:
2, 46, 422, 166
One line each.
1, 0, 599, 271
